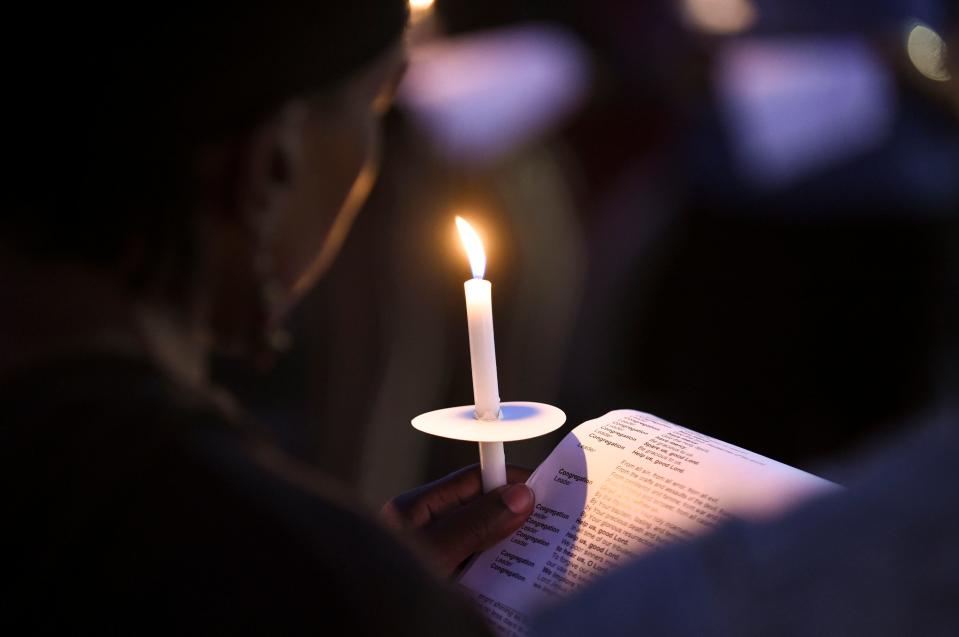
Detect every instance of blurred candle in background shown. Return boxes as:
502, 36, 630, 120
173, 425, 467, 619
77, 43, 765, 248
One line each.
409, 0, 434, 24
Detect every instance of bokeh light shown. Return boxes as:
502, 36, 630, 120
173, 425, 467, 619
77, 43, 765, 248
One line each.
906, 22, 951, 82
682, 0, 757, 35
409, 0, 434, 19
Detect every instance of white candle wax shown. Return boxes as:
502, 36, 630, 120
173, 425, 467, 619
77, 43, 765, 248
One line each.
478, 439, 506, 494
465, 278, 506, 493
457, 216, 507, 493
464, 278, 500, 420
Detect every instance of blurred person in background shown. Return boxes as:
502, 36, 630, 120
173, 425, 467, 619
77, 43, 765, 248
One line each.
1, 3, 533, 633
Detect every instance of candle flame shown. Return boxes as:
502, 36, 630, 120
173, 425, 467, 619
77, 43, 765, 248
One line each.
455, 216, 486, 279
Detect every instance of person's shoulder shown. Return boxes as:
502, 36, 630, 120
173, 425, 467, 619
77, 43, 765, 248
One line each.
134, 400, 490, 635
2, 353, 488, 634
180, 424, 490, 634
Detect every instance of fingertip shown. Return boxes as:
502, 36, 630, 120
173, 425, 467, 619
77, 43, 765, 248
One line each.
501, 483, 534, 515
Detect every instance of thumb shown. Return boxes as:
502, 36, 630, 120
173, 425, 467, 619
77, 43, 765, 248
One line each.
423, 483, 535, 575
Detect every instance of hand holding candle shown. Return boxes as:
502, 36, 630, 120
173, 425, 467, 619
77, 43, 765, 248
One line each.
456, 216, 507, 492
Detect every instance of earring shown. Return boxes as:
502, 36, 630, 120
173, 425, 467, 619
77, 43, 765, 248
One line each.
248, 244, 293, 369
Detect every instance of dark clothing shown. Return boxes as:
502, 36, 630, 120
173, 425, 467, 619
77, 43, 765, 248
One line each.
3, 353, 487, 635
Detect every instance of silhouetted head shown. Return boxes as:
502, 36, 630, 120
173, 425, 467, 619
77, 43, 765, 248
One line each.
2, 3, 409, 360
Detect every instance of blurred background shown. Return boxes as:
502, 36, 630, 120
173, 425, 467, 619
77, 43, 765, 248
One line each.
214, 0, 959, 507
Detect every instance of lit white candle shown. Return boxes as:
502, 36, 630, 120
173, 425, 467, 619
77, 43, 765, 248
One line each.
456, 216, 507, 492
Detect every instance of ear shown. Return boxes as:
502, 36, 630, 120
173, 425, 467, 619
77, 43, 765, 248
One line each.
193, 100, 309, 358
231, 100, 310, 235
193, 100, 309, 235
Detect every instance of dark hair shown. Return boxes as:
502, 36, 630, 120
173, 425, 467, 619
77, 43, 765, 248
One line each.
3, 3, 408, 287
